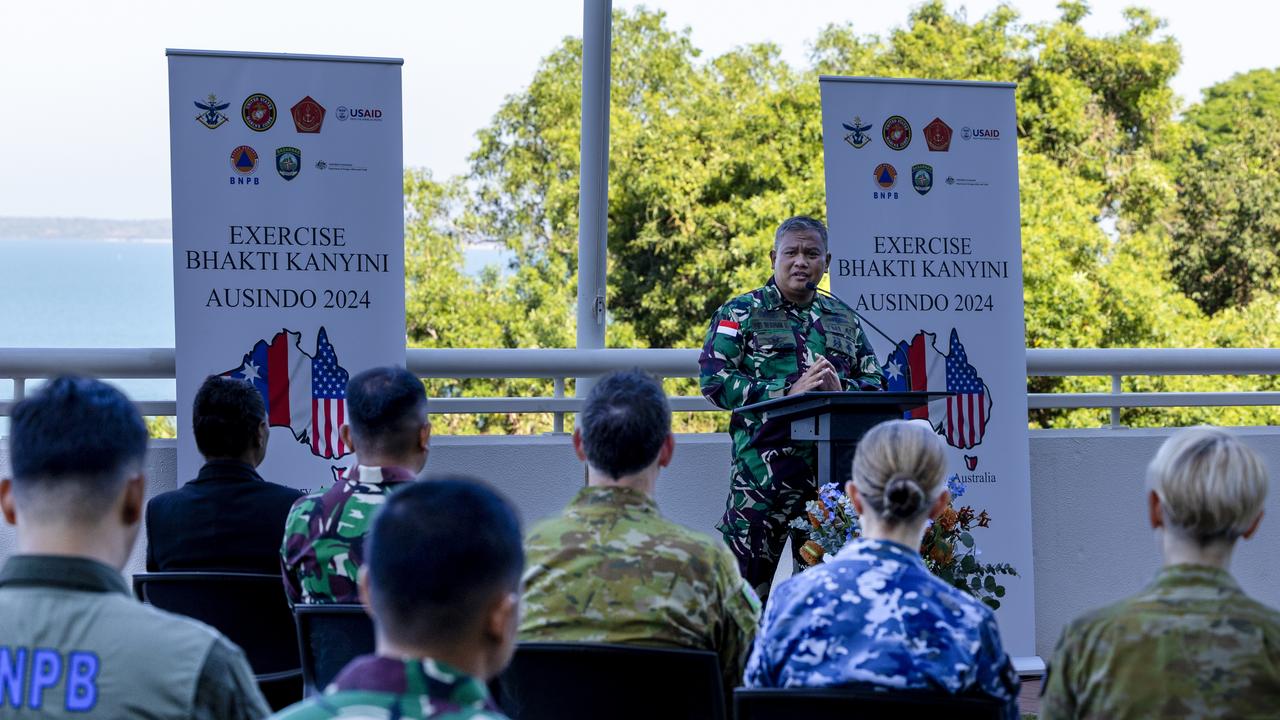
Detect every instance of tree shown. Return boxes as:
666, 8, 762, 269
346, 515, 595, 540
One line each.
1170, 69, 1280, 315
410, 4, 1280, 433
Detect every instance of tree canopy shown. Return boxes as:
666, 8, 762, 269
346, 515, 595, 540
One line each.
402, 2, 1280, 433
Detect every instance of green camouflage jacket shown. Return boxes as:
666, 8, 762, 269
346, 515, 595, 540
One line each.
520, 485, 761, 697
270, 656, 507, 719
280, 464, 416, 604
1041, 563, 1280, 719
699, 278, 885, 455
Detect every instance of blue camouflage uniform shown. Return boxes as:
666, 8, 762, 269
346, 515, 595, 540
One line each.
744, 537, 1019, 719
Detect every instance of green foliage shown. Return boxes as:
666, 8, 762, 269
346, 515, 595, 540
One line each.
1171, 71, 1280, 315
403, 4, 1280, 433
146, 416, 176, 439
1184, 67, 1280, 137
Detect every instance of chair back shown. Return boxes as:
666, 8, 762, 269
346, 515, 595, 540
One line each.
492, 642, 725, 720
734, 686, 1005, 720
133, 571, 299, 675
133, 571, 302, 710
293, 603, 375, 696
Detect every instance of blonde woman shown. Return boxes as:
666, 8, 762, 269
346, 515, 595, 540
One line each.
743, 419, 1019, 718
1041, 427, 1280, 719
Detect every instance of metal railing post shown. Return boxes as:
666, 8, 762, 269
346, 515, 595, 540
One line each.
13, 378, 24, 401
575, 0, 612, 400
1110, 374, 1122, 428
553, 377, 566, 434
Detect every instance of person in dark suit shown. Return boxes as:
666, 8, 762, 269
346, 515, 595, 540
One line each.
146, 375, 303, 573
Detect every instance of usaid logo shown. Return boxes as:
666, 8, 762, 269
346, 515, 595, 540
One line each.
336, 105, 384, 122
961, 126, 1000, 141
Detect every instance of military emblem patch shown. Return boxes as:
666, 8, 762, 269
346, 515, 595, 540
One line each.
291, 96, 325, 133
912, 164, 933, 195
242, 93, 276, 132
882, 115, 911, 150
276, 146, 301, 181
841, 116, 873, 149
874, 163, 898, 189
194, 94, 230, 129
230, 145, 258, 174
924, 117, 952, 151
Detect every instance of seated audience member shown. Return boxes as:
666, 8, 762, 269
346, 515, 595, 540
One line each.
281, 365, 430, 604
272, 477, 522, 719
1041, 427, 1279, 719
744, 419, 1019, 719
520, 370, 759, 699
146, 374, 302, 573
0, 376, 268, 718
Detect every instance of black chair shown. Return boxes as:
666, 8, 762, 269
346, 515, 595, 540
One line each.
734, 686, 1005, 720
491, 642, 725, 720
132, 571, 302, 710
293, 603, 375, 697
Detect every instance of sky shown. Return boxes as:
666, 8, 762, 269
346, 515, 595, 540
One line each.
0, 0, 1275, 220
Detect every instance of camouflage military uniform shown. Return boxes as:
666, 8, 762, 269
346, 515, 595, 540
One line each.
270, 656, 507, 719
280, 465, 416, 604
700, 278, 885, 594
1041, 564, 1280, 719
520, 485, 761, 699
744, 537, 1020, 720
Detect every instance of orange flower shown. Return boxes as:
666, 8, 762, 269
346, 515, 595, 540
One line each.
928, 542, 954, 566
807, 503, 830, 528
799, 540, 826, 566
977, 510, 992, 528
938, 507, 959, 532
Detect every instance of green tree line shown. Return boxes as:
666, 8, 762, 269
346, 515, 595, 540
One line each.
400, 2, 1280, 434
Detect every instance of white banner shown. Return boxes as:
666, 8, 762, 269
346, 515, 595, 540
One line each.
820, 77, 1035, 658
167, 50, 405, 491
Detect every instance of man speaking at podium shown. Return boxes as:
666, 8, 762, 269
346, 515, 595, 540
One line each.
699, 216, 885, 601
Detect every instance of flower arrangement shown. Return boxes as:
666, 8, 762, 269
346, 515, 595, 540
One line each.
790, 476, 1018, 609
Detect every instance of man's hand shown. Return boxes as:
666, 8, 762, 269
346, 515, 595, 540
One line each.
787, 356, 841, 396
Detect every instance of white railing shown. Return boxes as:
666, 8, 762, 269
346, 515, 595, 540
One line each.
3, 347, 1280, 430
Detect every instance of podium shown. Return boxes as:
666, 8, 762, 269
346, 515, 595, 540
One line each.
736, 391, 952, 487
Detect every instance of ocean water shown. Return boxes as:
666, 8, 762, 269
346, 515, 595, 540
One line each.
0, 238, 511, 402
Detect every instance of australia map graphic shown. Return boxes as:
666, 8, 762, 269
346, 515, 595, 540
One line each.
882, 328, 992, 450
222, 327, 351, 460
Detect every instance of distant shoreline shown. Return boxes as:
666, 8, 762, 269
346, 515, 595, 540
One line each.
0, 217, 172, 242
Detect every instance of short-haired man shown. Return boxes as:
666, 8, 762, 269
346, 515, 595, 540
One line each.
1042, 427, 1280, 719
0, 376, 268, 718
281, 365, 430, 604
272, 477, 522, 719
521, 370, 759, 700
699, 215, 885, 600
147, 375, 302, 572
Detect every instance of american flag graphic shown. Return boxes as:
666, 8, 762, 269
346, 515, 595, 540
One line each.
310, 329, 347, 458
882, 328, 990, 449
942, 331, 986, 449
223, 327, 350, 460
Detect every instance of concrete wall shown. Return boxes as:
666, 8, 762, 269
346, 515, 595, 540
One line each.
2, 428, 1278, 660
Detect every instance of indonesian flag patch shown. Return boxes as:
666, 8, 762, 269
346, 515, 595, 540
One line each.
717, 320, 740, 337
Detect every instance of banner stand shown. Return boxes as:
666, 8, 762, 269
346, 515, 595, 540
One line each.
821, 76, 1037, 663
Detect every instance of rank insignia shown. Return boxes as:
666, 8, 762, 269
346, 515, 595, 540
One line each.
924, 117, 952, 151
276, 146, 301, 181
242, 93, 276, 132
874, 163, 898, 189
882, 115, 911, 150
841, 116, 873, 149
230, 145, 259, 174
912, 164, 933, 195
291, 96, 325, 133
194, 94, 230, 129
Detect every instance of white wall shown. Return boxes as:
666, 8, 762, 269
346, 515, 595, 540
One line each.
2, 428, 1278, 659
